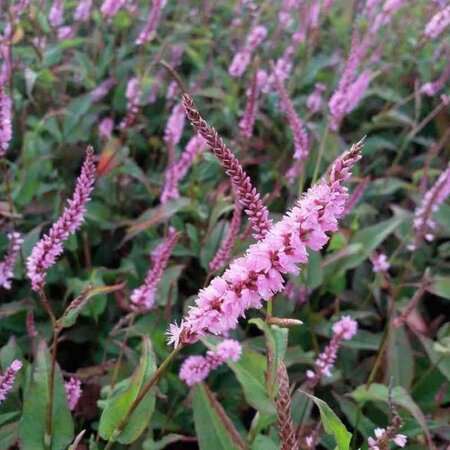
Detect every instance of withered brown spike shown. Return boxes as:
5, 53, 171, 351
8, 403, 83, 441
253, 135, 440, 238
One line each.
181, 92, 272, 240
276, 361, 299, 450
268, 317, 303, 327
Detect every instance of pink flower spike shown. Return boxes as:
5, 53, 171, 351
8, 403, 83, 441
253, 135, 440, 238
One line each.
64, 377, 82, 411
0, 232, 23, 290
411, 164, 450, 248
209, 201, 242, 273
48, 0, 64, 28
420, 61, 450, 97
0, 360, 23, 404
26, 147, 96, 292
74, 0, 92, 21
164, 102, 186, 146
0, 86, 13, 157
90, 78, 117, 103
308, 315, 358, 385
99, 117, 114, 140
135, 0, 166, 45
423, 5, 450, 40
370, 253, 390, 273
167, 140, 364, 346
307, 83, 326, 115
120, 77, 141, 129
179, 339, 242, 386
332, 315, 358, 340
130, 229, 179, 312
101, 0, 127, 20
57, 25, 76, 40
239, 60, 261, 139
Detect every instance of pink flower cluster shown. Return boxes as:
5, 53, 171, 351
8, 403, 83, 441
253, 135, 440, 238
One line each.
90, 78, 117, 103
164, 103, 185, 146
368, 428, 407, 449
370, 253, 390, 273
274, 75, 309, 181
135, 0, 166, 45
306, 315, 358, 383
99, 117, 114, 140
0, 360, 22, 404
101, 0, 127, 20
74, 0, 92, 21
423, 5, 450, 40
0, 87, 12, 157
239, 65, 264, 139
130, 229, 179, 312
167, 140, 363, 347
420, 61, 450, 97
209, 201, 242, 273
48, 0, 64, 28
411, 164, 450, 249
179, 339, 242, 386
0, 232, 23, 290
65, 377, 82, 411
160, 134, 207, 204
120, 77, 141, 129
307, 83, 326, 115
229, 25, 268, 78
27, 147, 96, 291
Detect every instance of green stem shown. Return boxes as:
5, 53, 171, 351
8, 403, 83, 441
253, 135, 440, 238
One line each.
103, 344, 184, 449
312, 123, 330, 184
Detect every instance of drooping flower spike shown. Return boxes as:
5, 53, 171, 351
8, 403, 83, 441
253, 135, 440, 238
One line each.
27, 147, 96, 291
167, 139, 364, 347
179, 339, 242, 386
423, 5, 450, 41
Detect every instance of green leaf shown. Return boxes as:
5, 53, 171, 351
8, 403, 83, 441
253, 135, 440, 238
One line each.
386, 325, 414, 389
251, 434, 278, 450
350, 383, 432, 447
193, 384, 247, 450
249, 318, 288, 396
417, 335, 450, 381
0, 422, 19, 449
19, 340, 74, 450
98, 337, 156, 444
227, 349, 276, 414
300, 391, 352, 450
324, 217, 404, 276
427, 276, 450, 300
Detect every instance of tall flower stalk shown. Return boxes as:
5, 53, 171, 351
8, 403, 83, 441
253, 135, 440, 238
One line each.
167, 139, 364, 347
135, 0, 166, 45
27, 147, 96, 292
180, 89, 272, 240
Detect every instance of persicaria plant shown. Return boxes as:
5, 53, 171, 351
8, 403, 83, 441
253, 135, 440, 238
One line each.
0, 1, 448, 450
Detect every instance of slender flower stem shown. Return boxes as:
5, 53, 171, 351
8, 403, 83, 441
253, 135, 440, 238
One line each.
312, 123, 329, 184
103, 344, 184, 449
109, 312, 136, 393
45, 326, 61, 450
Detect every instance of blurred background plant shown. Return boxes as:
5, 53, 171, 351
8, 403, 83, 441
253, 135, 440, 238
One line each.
0, 0, 449, 449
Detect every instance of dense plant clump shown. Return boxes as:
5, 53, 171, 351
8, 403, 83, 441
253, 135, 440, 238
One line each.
0, 1, 449, 449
